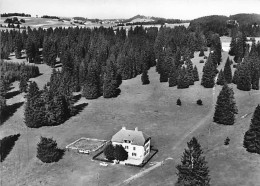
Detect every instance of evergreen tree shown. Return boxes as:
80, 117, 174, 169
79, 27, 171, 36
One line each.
216, 69, 225, 85
24, 82, 46, 128
176, 137, 210, 186
104, 143, 115, 161
14, 33, 23, 59
223, 57, 233, 84
185, 58, 195, 85
0, 78, 7, 98
229, 35, 236, 56
169, 62, 178, 87
232, 68, 239, 84
26, 37, 36, 63
103, 55, 120, 98
192, 65, 199, 82
177, 98, 182, 106
0, 95, 6, 122
243, 105, 260, 154
213, 84, 237, 125
114, 144, 128, 161
37, 137, 63, 163
141, 70, 150, 85
199, 48, 204, 57
236, 62, 251, 91
201, 54, 216, 88
177, 67, 190, 89
83, 63, 100, 99
19, 73, 28, 93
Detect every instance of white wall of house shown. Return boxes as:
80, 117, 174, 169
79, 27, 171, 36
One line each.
112, 142, 144, 160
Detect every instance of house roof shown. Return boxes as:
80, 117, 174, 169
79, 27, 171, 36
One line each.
111, 127, 150, 146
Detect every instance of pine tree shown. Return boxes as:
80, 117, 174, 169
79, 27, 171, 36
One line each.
169, 63, 178, 87
223, 57, 232, 83
177, 67, 190, 89
0, 95, 6, 122
19, 73, 28, 93
37, 137, 63, 163
141, 70, 150, 85
229, 35, 236, 56
177, 98, 182, 106
24, 82, 46, 128
216, 69, 225, 85
14, 33, 23, 59
232, 68, 239, 84
185, 58, 195, 85
83, 63, 100, 99
192, 65, 199, 82
213, 84, 237, 125
176, 137, 210, 186
199, 48, 204, 57
236, 62, 251, 91
201, 55, 216, 88
243, 105, 260, 154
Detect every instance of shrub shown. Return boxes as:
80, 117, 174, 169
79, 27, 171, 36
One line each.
224, 137, 230, 145
233, 64, 237, 68
177, 98, 182, 106
104, 143, 115, 161
199, 60, 204, 63
114, 145, 128, 161
197, 99, 203, 105
37, 137, 64, 163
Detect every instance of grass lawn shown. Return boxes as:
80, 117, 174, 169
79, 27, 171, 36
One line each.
0, 50, 260, 186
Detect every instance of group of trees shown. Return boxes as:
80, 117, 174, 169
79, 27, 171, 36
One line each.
233, 42, 260, 91
103, 143, 128, 161
216, 57, 233, 85
24, 69, 75, 128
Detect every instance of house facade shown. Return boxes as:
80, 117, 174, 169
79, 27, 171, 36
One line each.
111, 127, 151, 165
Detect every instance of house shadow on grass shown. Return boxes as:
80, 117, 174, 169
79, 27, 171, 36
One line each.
5, 90, 21, 99
0, 134, 20, 162
0, 102, 24, 125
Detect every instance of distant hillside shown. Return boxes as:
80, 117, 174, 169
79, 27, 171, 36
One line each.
123, 15, 154, 23
229, 13, 260, 25
189, 13, 260, 36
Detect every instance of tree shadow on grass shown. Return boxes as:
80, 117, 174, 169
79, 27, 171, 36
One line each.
0, 102, 24, 125
5, 90, 21, 99
71, 103, 88, 117
0, 134, 20, 162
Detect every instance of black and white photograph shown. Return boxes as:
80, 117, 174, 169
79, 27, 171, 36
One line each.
0, 0, 260, 185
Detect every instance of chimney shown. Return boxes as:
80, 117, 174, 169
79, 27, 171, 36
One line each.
135, 127, 138, 131
122, 126, 126, 130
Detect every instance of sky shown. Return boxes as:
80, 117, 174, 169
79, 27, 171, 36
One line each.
0, 0, 260, 20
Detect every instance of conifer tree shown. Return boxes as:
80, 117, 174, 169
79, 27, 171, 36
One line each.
216, 69, 225, 85
229, 35, 236, 56
223, 57, 232, 83
0, 95, 6, 122
177, 67, 190, 89
169, 63, 178, 87
14, 33, 23, 59
103, 59, 119, 98
232, 68, 239, 84
236, 62, 251, 91
201, 55, 216, 88
176, 137, 210, 186
24, 82, 46, 128
37, 137, 63, 163
19, 73, 28, 93
199, 48, 204, 57
243, 105, 260, 154
141, 70, 150, 85
213, 84, 237, 125
186, 58, 195, 85
192, 65, 199, 82
83, 63, 100, 99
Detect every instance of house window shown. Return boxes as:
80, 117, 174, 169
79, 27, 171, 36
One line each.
125, 146, 128, 149
133, 147, 136, 150
132, 153, 137, 156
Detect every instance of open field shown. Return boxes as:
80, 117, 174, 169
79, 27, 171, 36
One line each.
0, 48, 260, 186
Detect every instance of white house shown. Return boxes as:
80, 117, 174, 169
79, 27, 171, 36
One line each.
111, 127, 151, 165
